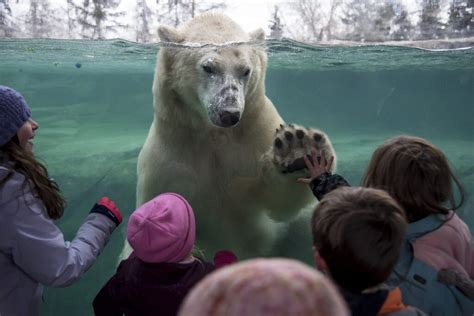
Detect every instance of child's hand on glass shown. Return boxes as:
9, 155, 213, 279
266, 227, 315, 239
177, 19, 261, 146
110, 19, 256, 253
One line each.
297, 150, 334, 184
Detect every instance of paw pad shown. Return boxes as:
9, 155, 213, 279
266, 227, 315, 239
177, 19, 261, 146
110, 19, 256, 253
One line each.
274, 137, 283, 149
272, 123, 335, 173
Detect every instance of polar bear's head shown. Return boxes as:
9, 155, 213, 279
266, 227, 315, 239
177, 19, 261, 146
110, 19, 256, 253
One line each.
155, 13, 267, 128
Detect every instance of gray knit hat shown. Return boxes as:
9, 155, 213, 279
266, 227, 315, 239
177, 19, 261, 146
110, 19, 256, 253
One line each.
0, 85, 32, 146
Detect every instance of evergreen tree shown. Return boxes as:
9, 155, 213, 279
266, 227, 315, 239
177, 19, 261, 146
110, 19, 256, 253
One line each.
373, 1, 412, 41
340, 0, 377, 41
418, 0, 445, 39
447, 0, 474, 37
373, 2, 396, 40
74, 0, 126, 39
391, 3, 412, 40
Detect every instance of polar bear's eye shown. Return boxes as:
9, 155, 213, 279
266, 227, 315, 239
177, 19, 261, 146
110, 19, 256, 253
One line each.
202, 65, 215, 74
242, 68, 251, 77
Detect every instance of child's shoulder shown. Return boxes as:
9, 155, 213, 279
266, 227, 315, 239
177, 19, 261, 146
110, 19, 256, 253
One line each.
426, 212, 472, 244
409, 212, 470, 242
443, 212, 470, 232
0, 165, 26, 191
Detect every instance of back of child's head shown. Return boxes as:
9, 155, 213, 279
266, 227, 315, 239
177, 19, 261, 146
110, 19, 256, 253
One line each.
127, 192, 195, 263
362, 135, 464, 222
311, 186, 406, 293
179, 258, 349, 316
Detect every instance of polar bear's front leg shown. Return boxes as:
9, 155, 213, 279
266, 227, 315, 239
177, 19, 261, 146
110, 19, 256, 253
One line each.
260, 124, 336, 221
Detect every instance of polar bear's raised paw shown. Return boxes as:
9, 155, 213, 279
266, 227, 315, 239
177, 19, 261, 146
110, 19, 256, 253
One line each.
272, 124, 335, 173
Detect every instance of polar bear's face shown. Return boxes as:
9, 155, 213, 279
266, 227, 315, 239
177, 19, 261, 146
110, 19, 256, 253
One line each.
196, 47, 253, 127
156, 16, 266, 129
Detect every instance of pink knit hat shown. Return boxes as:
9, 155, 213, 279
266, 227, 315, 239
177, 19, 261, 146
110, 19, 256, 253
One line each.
127, 193, 195, 263
179, 258, 349, 316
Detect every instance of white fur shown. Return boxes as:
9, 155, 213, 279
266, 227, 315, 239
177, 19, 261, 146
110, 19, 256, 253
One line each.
119, 13, 332, 260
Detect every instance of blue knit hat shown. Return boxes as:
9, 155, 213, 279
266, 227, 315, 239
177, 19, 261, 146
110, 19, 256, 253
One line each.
0, 85, 32, 146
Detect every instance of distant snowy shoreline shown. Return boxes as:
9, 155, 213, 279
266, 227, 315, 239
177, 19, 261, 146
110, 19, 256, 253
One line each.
296, 37, 474, 50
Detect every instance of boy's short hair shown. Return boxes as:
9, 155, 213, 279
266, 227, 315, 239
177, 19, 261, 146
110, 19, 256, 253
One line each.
311, 186, 406, 292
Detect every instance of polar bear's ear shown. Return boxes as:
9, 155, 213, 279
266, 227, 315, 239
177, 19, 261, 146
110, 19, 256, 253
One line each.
249, 28, 266, 43
158, 26, 185, 43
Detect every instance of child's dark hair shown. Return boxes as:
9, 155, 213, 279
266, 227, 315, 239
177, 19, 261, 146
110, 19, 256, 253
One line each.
311, 186, 406, 293
362, 135, 464, 223
0, 137, 66, 219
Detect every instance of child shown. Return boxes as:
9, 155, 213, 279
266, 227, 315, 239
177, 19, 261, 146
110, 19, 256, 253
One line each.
300, 135, 474, 312
93, 192, 234, 316
0, 85, 123, 316
179, 257, 349, 316
311, 186, 425, 316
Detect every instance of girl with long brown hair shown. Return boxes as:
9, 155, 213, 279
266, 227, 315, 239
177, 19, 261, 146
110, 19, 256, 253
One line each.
0, 85, 123, 316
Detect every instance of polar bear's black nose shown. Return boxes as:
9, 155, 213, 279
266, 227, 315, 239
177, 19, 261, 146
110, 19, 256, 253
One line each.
219, 110, 240, 127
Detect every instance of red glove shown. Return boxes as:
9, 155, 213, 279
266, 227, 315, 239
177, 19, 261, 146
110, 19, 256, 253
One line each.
214, 250, 238, 269
90, 196, 123, 226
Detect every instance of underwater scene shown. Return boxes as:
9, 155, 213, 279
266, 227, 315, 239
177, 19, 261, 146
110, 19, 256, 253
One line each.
0, 38, 473, 315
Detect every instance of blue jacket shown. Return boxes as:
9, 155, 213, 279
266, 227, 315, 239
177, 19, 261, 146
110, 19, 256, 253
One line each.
387, 214, 474, 316
0, 165, 117, 316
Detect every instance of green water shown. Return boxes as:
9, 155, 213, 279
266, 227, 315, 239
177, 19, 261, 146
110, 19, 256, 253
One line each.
1, 38, 473, 315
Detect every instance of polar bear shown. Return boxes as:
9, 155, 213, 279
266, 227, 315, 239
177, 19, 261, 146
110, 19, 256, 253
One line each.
126, 13, 336, 259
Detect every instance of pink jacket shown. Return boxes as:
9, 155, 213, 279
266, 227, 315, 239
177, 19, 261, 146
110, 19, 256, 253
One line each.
412, 212, 474, 278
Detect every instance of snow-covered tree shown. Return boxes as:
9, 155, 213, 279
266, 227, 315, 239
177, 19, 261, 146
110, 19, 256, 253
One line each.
269, 5, 284, 39
74, 0, 126, 39
24, 0, 56, 38
155, 0, 226, 27
134, 0, 153, 42
418, 0, 445, 39
0, 0, 17, 37
64, 0, 78, 38
447, 0, 474, 37
391, 3, 413, 40
373, 1, 413, 41
340, 0, 378, 41
287, 0, 324, 42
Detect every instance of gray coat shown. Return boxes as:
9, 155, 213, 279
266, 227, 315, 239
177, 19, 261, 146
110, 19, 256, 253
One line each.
0, 166, 116, 316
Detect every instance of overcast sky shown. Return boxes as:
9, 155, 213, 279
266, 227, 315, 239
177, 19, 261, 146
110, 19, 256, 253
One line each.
215, 0, 283, 31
